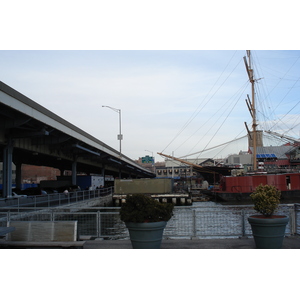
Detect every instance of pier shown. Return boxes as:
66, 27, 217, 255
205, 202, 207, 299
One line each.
81, 236, 300, 249
0, 81, 154, 200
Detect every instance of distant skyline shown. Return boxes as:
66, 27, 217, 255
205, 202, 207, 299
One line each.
1, 50, 300, 162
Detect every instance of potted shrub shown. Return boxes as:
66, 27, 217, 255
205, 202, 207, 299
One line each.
120, 194, 174, 249
248, 184, 289, 249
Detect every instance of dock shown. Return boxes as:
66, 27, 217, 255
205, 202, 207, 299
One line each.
82, 236, 300, 249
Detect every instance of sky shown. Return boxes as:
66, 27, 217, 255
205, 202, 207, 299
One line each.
1, 1, 300, 164
2, 50, 300, 163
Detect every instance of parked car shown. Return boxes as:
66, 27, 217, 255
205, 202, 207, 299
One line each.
43, 188, 58, 194
20, 187, 46, 196
0, 190, 27, 200
11, 192, 28, 199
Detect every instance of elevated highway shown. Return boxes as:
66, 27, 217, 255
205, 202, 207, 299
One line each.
0, 81, 154, 197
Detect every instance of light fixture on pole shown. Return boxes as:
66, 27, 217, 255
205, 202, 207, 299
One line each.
102, 105, 122, 157
145, 150, 155, 173
145, 150, 154, 163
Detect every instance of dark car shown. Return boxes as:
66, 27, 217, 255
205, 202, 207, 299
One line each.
21, 187, 47, 196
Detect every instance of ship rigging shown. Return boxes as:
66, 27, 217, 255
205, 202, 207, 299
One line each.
158, 50, 300, 202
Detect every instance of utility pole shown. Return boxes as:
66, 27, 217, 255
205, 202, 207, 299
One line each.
102, 106, 122, 157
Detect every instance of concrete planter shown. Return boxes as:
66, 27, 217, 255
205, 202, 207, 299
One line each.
248, 215, 289, 249
125, 221, 167, 249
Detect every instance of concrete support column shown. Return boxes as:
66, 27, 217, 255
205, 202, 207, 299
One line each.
72, 160, 77, 186
2, 141, 13, 198
15, 162, 22, 190
101, 165, 105, 181
59, 168, 65, 176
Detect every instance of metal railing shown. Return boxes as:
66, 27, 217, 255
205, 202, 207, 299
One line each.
0, 187, 114, 209
1, 203, 299, 239
165, 204, 297, 239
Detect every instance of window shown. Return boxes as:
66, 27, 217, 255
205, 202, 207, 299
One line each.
233, 157, 240, 164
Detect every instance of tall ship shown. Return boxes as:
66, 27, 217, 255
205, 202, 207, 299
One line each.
159, 50, 300, 202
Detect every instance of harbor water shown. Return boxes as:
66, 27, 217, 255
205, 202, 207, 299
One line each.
3, 201, 296, 239
75, 201, 294, 239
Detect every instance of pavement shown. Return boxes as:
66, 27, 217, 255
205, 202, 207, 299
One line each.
83, 235, 300, 249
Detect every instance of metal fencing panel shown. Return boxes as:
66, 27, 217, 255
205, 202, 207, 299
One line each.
164, 204, 295, 239
0, 203, 298, 239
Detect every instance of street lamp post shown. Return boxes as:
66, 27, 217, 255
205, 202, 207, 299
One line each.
145, 150, 154, 163
102, 106, 122, 157
145, 150, 155, 173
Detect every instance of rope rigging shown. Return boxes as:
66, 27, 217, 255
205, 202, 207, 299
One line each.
161, 51, 240, 154
161, 51, 300, 163
187, 80, 249, 159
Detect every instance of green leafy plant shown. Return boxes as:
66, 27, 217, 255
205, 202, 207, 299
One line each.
120, 194, 174, 223
250, 184, 281, 217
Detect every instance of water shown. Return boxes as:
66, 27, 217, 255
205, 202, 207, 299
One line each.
6, 201, 294, 239
164, 201, 245, 239
97, 201, 257, 239
72, 201, 294, 239
164, 201, 294, 239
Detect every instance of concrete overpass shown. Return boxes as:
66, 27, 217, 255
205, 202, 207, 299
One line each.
0, 81, 154, 197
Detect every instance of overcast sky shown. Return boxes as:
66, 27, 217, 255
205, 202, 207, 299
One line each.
1, 50, 300, 162
1, 1, 300, 163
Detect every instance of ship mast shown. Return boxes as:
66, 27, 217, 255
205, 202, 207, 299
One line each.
244, 50, 258, 171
